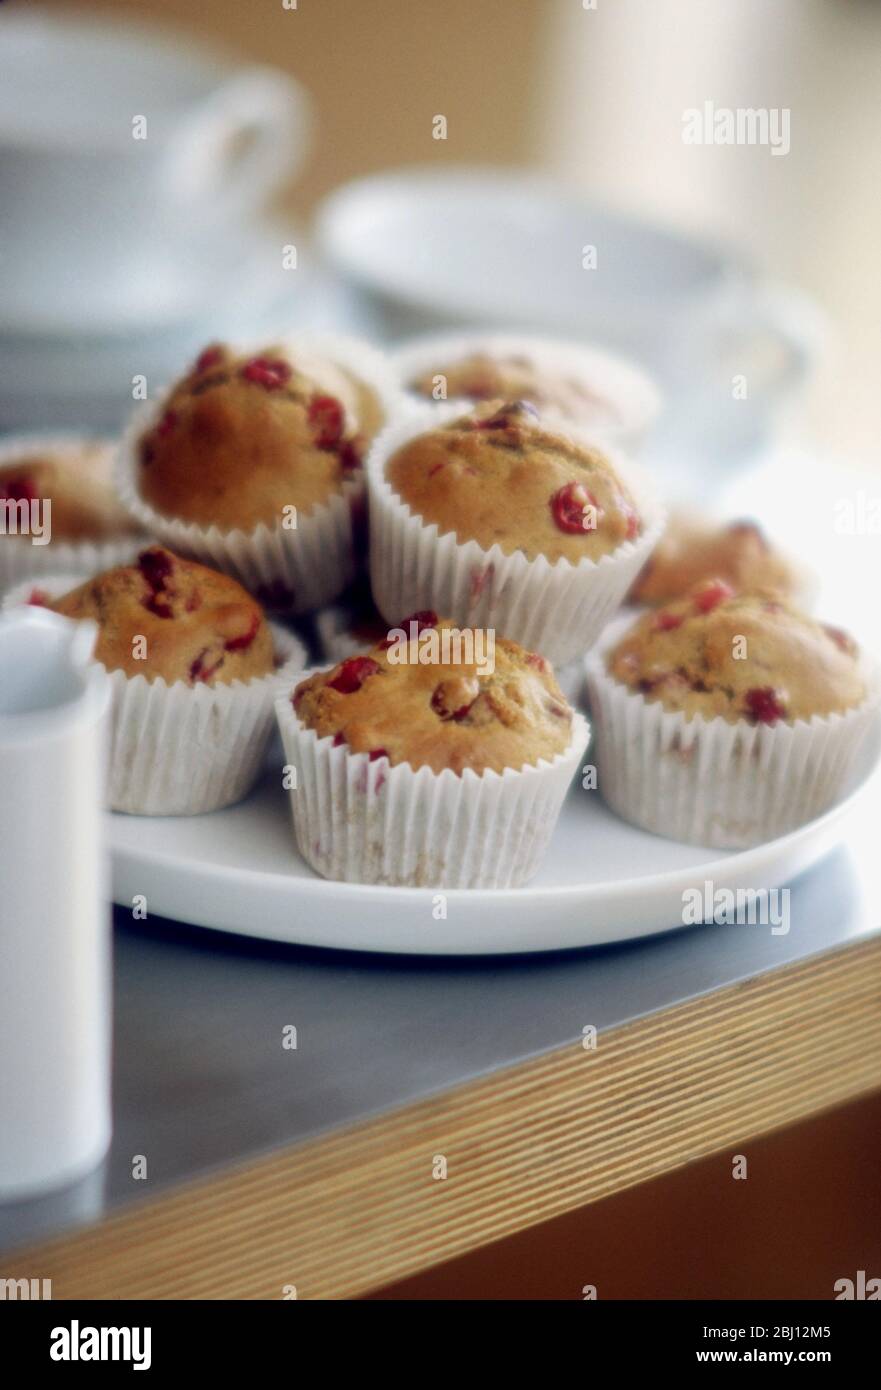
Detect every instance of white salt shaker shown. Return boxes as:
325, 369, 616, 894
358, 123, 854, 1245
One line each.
0, 607, 112, 1197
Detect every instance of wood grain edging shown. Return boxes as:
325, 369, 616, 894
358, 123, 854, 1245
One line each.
9, 936, 881, 1299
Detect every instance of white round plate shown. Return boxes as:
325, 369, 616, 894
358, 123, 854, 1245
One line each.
108, 747, 880, 956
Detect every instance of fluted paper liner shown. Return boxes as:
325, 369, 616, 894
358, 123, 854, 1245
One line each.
115, 333, 407, 615
366, 405, 666, 668
276, 676, 590, 888
0, 431, 145, 593
390, 330, 661, 452
5, 576, 307, 816
584, 614, 881, 849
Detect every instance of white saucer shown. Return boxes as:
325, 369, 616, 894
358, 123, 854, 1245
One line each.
107, 748, 879, 957
0, 218, 301, 342
0, 224, 324, 433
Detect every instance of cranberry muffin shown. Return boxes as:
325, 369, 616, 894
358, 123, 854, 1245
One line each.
367, 401, 664, 666
630, 513, 812, 608
585, 581, 878, 848
0, 434, 143, 592
9, 547, 306, 816
49, 546, 275, 686
408, 352, 624, 425
135, 342, 379, 531
385, 400, 642, 564
393, 332, 661, 449
0, 446, 138, 542
276, 613, 589, 886
292, 612, 573, 776
607, 581, 864, 725
117, 334, 400, 615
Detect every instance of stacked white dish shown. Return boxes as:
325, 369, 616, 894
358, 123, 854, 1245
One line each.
0, 9, 313, 431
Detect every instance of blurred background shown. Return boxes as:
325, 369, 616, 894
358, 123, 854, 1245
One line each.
2, 0, 879, 1300
3, 0, 880, 474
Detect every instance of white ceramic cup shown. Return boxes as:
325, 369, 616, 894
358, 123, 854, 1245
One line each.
0, 10, 310, 330
317, 167, 826, 488
0, 608, 112, 1198
318, 166, 820, 376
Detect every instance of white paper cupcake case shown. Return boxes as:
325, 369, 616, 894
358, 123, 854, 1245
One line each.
366, 405, 666, 668
389, 330, 662, 453
115, 333, 407, 615
584, 616, 881, 850
0, 431, 145, 594
4, 576, 307, 816
276, 680, 590, 888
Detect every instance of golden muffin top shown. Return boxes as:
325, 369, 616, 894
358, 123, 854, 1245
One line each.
407, 350, 625, 431
292, 611, 574, 775
49, 545, 275, 686
385, 401, 642, 565
0, 443, 141, 543
607, 581, 865, 725
137, 342, 384, 532
631, 512, 809, 607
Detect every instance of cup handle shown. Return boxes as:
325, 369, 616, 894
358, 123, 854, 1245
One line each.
162, 68, 310, 218
688, 281, 827, 403
741, 282, 826, 397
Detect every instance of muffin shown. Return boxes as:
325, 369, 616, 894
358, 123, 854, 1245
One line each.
316, 592, 589, 711
367, 400, 664, 666
0, 433, 143, 593
585, 580, 879, 848
630, 512, 814, 608
5, 547, 306, 815
50, 547, 276, 685
116, 334, 402, 614
392, 332, 661, 451
276, 612, 589, 886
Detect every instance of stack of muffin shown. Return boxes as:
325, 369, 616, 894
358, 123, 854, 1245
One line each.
2, 330, 876, 887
